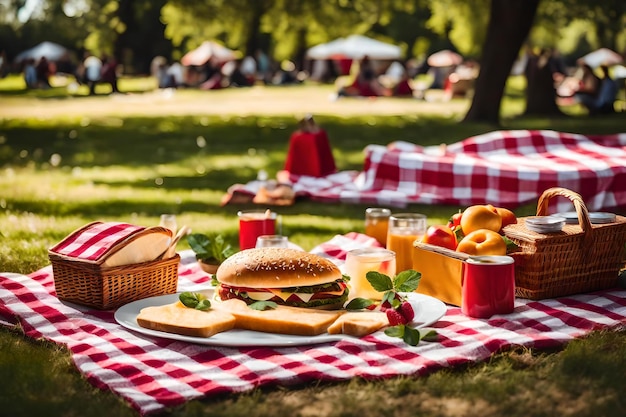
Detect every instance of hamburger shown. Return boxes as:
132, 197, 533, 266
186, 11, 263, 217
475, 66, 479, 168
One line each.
215, 248, 349, 309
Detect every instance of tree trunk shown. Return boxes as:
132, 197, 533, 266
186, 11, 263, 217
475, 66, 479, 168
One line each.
524, 50, 564, 116
463, 0, 540, 125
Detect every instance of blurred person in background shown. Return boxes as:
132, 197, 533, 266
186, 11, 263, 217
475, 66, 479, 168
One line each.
36, 56, 51, 88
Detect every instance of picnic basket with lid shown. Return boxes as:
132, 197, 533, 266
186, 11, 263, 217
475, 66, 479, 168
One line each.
502, 187, 626, 300
49, 221, 180, 310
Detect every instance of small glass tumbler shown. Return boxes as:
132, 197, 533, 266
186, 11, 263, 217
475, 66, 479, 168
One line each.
344, 248, 396, 300
386, 213, 427, 275
159, 214, 177, 236
365, 208, 391, 246
255, 234, 289, 248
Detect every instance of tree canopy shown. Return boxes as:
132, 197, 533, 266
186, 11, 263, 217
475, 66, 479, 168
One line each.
1, 0, 625, 124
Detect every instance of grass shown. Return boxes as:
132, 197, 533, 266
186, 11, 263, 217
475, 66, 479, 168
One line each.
1, 78, 626, 417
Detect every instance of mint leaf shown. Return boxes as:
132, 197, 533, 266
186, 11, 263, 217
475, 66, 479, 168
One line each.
195, 299, 212, 311
384, 325, 405, 338
249, 300, 277, 311
382, 291, 400, 308
394, 270, 421, 293
402, 326, 422, 346
419, 329, 438, 342
179, 292, 211, 310
345, 297, 374, 310
366, 271, 394, 292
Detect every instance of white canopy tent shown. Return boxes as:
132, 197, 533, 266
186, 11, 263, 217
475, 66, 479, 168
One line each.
181, 41, 241, 66
306, 35, 402, 60
14, 41, 71, 63
579, 48, 623, 68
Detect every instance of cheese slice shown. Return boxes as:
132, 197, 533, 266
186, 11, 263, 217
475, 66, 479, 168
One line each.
244, 287, 346, 303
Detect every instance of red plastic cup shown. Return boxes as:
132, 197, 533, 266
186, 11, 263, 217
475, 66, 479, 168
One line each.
461, 256, 515, 319
237, 210, 277, 250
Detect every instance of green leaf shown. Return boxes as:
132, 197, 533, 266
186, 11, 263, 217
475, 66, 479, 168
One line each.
249, 300, 278, 311
187, 233, 236, 263
345, 297, 374, 310
394, 270, 421, 292
419, 329, 439, 342
381, 291, 396, 307
179, 291, 209, 309
186, 234, 212, 258
195, 299, 212, 311
366, 271, 394, 292
384, 325, 405, 338
402, 326, 422, 346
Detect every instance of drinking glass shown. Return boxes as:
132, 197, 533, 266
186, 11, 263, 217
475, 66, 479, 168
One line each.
386, 213, 427, 275
237, 209, 277, 250
365, 208, 391, 246
344, 248, 396, 300
159, 214, 177, 236
255, 235, 289, 248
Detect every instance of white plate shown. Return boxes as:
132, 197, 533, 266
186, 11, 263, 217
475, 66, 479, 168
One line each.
114, 290, 447, 347
555, 211, 616, 224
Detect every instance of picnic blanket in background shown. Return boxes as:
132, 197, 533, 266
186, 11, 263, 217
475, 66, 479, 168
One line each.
1, 232, 626, 415
225, 130, 626, 213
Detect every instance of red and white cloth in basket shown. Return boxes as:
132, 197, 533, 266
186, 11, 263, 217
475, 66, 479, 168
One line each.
49, 222, 145, 262
1, 232, 626, 415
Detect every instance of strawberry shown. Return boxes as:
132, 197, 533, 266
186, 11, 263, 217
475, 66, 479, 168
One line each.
400, 301, 415, 322
386, 308, 408, 326
380, 300, 392, 311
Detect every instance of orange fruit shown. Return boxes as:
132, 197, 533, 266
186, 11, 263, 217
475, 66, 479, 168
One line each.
460, 205, 502, 235
456, 229, 507, 256
495, 207, 517, 229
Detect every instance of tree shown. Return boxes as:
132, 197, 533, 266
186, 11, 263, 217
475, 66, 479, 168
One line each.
523, 47, 563, 116
463, 0, 540, 125
114, 0, 170, 74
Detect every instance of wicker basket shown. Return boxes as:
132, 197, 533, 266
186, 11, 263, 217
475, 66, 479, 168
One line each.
49, 222, 179, 310
503, 187, 626, 300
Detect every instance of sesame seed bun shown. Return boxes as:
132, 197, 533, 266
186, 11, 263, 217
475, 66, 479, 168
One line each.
215, 248, 342, 288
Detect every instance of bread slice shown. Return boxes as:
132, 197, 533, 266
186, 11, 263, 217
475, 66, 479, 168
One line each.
215, 299, 342, 336
137, 302, 236, 338
327, 311, 389, 337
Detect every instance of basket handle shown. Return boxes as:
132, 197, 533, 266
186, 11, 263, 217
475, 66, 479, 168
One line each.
536, 187, 593, 240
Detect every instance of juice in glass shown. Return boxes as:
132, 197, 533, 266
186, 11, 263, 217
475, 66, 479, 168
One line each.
386, 213, 427, 275
237, 210, 277, 250
365, 208, 391, 246
344, 248, 396, 300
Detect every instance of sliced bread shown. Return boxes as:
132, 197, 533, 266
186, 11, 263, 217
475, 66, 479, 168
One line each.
327, 311, 389, 337
216, 299, 342, 336
137, 301, 236, 338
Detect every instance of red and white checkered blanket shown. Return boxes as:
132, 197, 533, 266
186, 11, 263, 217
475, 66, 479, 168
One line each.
279, 130, 626, 212
1, 232, 625, 415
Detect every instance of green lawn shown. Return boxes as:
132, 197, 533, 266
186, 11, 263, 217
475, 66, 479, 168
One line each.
1, 80, 625, 417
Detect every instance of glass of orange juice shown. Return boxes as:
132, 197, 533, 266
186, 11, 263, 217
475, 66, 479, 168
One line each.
386, 213, 427, 275
344, 248, 396, 300
365, 208, 391, 246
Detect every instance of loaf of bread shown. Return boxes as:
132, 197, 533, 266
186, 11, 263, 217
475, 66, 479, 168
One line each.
216, 299, 342, 336
327, 311, 389, 337
137, 301, 236, 338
